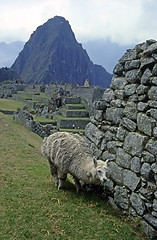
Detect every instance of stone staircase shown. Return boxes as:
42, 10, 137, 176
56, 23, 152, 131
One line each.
53, 97, 90, 131
9, 89, 90, 133
11, 90, 50, 108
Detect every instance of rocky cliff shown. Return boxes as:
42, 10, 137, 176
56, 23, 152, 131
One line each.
0, 67, 20, 83
85, 39, 157, 239
12, 16, 112, 88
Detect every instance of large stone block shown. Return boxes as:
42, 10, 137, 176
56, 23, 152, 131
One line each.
131, 156, 141, 173
106, 141, 123, 154
105, 107, 123, 125
144, 214, 157, 229
140, 57, 156, 70
123, 101, 137, 120
124, 60, 140, 70
123, 132, 147, 157
137, 113, 156, 136
145, 139, 157, 155
110, 77, 127, 90
85, 122, 104, 145
125, 69, 141, 83
140, 68, 152, 84
143, 41, 157, 56
108, 162, 123, 185
113, 63, 124, 75
148, 86, 157, 100
114, 186, 129, 210
141, 163, 152, 180
119, 48, 138, 63
148, 108, 157, 120
137, 102, 149, 112
151, 163, 157, 174
101, 151, 116, 161
116, 147, 131, 169
116, 126, 127, 141
153, 199, 157, 212
142, 151, 155, 163
123, 170, 140, 191
124, 84, 137, 96
130, 193, 145, 215
102, 88, 115, 102
152, 63, 157, 76
136, 85, 149, 95
121, 117, 136, 131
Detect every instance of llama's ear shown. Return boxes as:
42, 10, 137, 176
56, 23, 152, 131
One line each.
105, 159, 109, 164
93, 157, 97, 167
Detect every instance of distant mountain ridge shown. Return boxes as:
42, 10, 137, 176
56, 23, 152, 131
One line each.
0, 41, 24, 68
83, 39, 134, 73
12, 16, 112, 88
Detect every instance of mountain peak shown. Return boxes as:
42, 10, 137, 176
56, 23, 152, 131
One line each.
12, 16, 112, 87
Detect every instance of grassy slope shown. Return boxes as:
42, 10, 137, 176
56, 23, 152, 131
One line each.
0, 112, 147, 240
0, 99, 24, 111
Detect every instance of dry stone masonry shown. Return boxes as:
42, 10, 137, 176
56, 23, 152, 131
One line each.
85, 39, 157, 238
13, 111, 57, 138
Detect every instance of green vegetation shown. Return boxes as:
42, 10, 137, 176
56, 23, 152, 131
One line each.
54, 114, 90, 121
13, 92, 31, 99
38, 92, 50, 99
60, 128, 85, 133
34, 115, 56, 123
61, 107, 88, 112
13, 91, 50, 102
66, 103, 85, 108
0, 99, 23, 111
0, 112, 146, 240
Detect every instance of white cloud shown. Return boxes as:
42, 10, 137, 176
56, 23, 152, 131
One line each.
0, 0, 156, 45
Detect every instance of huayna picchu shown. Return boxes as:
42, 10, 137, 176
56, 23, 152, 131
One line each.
12, 16, 112, 88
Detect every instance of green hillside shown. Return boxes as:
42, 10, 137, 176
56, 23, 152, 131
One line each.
0, 112, 146, 240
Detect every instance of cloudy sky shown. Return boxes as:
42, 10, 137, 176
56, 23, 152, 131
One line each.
0, 0, 157, 45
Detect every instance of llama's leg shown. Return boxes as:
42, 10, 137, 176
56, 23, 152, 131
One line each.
48, 159, 58, 187
57, 170, 67, 190
73, 176, 81, 192
53, 174, 59, 187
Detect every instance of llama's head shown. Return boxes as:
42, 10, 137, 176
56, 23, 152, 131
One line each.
93, 158, 109, 183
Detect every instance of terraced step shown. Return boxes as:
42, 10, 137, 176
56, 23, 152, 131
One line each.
59, 119, 90, 129
60, 108, 89, 118
65, 104, 85, 110
63, 97, 81, 104
12, 91, 50, 104
38, 121, 57, 126
53, 114, 90, 129
33, 116, 57, 126
60, 128, 85, 133
12, 94, 32, 102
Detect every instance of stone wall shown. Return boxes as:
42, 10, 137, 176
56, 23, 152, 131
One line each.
0, 83, 25, 98
45, 84, 105, 111
85, 39, 157, 238
0, 82, 105, 113
13, 111, 57, 138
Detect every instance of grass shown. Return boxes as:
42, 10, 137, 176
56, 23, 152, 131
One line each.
38, 92, 50, 99
60, 128, 85, 133
61, 107, 88, 112
14, 93, 31, 99
33, 115, 56, 123
0, 112, 147, 240
65, 103, 85, 108
54, 114, 90, 121
0, 99, 24, 111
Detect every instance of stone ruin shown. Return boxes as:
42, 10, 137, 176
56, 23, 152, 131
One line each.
85, 39, 157, 238
13, 111, 57, 138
